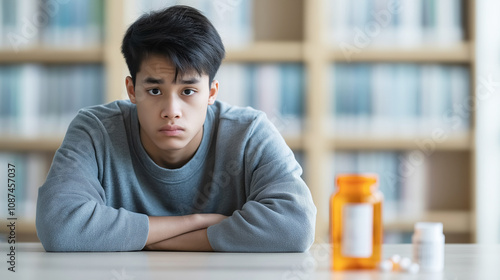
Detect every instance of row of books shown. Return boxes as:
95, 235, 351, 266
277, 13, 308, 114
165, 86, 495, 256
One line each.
126, 0, 253, 48
216, 63, 305, 136
328, 0, 464, 47
0, 152, 49, 220
331, 151, 429, 223
384, 232, 413, 244
0, 64, 104, 137
0, 62, 470, 138
0, 0, 468, 51
331, 63, 470, 137
0, 0, 103, 50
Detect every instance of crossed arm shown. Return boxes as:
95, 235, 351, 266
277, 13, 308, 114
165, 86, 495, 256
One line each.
143, 214, 227, 251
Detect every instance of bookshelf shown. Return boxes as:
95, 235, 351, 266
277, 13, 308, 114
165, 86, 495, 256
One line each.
331, 135, 472, 151
329, 43, 472, 63
0, 0, 481, 245
224, 42, 303, 62
0, 48, 103, 63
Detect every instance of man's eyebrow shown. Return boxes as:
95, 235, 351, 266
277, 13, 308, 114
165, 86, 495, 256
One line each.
177, 77, 201, 85
143, 77, 164, 84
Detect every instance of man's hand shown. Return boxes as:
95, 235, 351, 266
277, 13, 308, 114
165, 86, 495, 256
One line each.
144, 214, 227, 250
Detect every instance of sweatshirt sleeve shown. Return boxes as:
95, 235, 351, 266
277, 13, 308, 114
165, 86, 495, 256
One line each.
36, 110, 149, 252
207, 113, 317, 252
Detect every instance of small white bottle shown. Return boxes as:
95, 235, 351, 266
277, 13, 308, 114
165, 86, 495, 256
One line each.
412, 222, 445, 272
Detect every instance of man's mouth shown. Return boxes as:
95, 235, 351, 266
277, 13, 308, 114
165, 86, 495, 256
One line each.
159, 125, 184, 136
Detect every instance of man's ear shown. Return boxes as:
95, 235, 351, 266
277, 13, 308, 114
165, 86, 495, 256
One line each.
126, 76, 137, 104
208, 80, 219, 105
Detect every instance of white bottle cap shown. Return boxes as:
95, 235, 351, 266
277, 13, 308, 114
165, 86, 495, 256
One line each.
413, 222, 444, 241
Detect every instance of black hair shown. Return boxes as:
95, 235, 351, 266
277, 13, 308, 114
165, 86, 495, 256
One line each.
121, 5, 225, 86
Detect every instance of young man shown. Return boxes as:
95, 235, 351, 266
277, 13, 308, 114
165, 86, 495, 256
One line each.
36, 5, 316, 252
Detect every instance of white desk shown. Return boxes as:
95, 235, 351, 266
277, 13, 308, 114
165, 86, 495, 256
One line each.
1, 243, 499, 279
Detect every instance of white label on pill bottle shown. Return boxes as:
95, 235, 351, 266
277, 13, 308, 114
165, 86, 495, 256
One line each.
341, 203, 373, 257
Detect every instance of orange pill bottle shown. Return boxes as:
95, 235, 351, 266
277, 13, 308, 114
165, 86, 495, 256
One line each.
330, 174, 383, 270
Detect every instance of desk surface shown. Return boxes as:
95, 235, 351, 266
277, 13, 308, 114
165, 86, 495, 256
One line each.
1, 243, 499, 279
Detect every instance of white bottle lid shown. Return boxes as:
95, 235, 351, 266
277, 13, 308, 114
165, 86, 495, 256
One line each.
413, 222, 444, 241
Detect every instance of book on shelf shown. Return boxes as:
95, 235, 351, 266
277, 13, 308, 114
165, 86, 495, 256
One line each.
125, 0, 253, 48
0, 152, 49, 220
327, 0, 464, 48
216, 63, 305, 137
0, 64, 104, 137
384, 231, 413, 244
0, 0, 104, 50
0, 0, 39, 50
330, 63, 470, 138
42, 0, 104, 48
330, 151, 428, 223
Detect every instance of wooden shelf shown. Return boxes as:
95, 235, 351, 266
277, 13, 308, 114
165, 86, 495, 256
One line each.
225, 42, 303, 62
385, 211, 471, 234
0, 32, 471, 65
330, 134, 471, 151
0, 48, 103, 63
0, 137, 63, 152
0, 219, 39, 242
330, 42, 472, 63
0, 219, 36, 235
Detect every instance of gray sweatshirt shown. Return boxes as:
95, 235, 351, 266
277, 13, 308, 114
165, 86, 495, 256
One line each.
36, 100, 316, 252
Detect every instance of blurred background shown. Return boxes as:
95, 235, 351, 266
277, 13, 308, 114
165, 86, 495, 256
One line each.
1, 0, 500, 245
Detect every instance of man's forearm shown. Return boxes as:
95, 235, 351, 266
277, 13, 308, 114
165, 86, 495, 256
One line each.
145, 214, 226, 246
146, 215, 193, 245
144, 228, 213, 251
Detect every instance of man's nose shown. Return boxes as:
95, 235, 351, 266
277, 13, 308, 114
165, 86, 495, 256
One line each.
160, 94, 182, 119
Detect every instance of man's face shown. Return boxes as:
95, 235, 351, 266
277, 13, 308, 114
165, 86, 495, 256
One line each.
126, 54, 218, 168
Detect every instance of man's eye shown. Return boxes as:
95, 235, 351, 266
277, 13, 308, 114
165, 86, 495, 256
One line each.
182, 89, 196, 96
148, 89, 161, 95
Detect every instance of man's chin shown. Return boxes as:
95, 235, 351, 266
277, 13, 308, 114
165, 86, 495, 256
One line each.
157, 142, 186, 152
